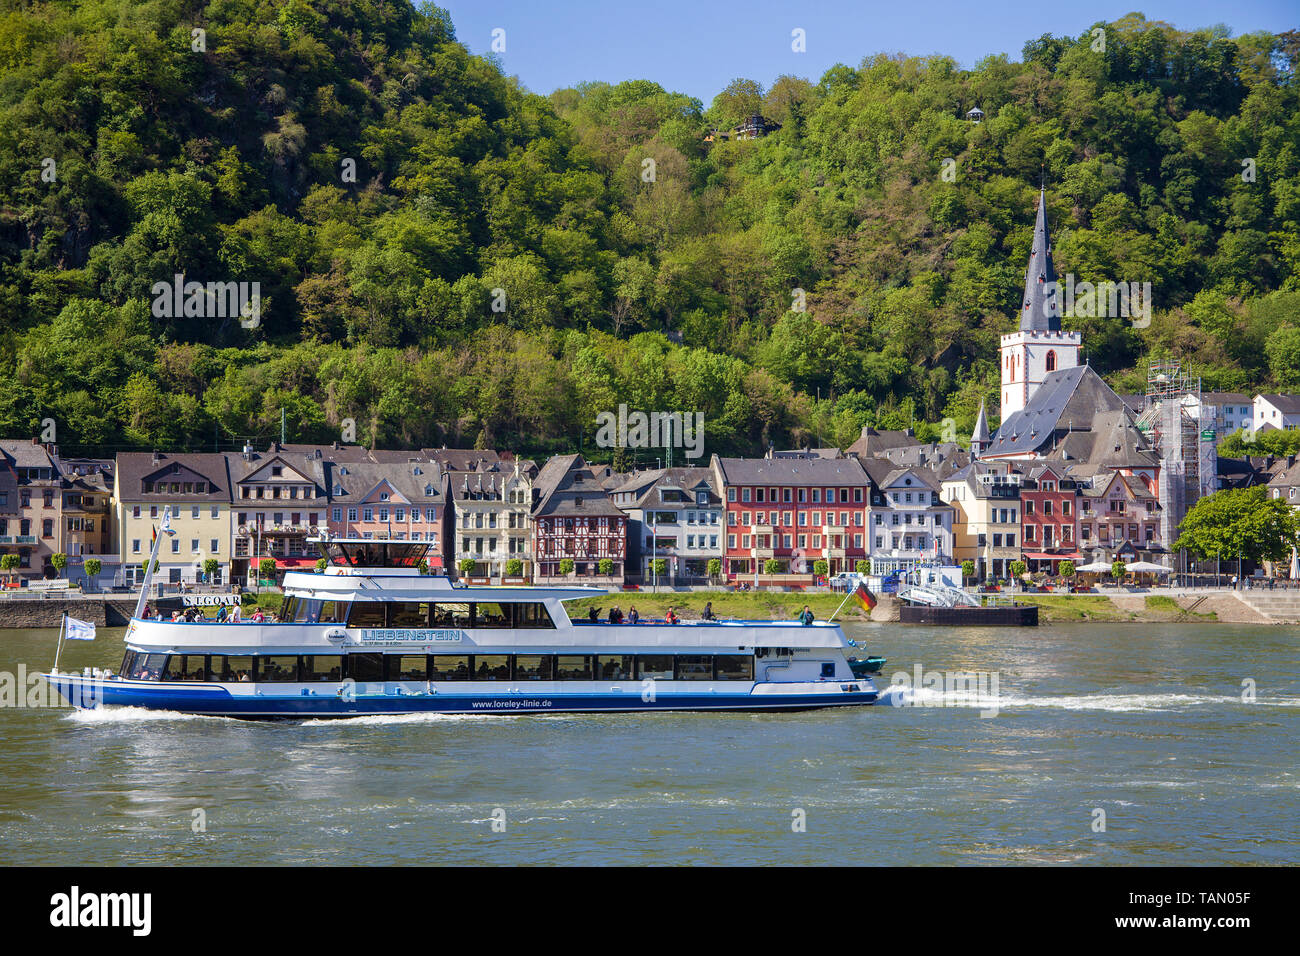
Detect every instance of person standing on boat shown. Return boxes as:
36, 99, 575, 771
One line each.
665, 607, 679, 625
798, 605, 814, 626
628, 606, 639, 624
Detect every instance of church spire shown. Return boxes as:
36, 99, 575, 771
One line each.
1019, 187, 1060, 332
971, 400, 990, 458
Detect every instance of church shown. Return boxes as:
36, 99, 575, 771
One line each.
955, 189, 1169, 572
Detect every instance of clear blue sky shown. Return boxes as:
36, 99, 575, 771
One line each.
439, 0, 1296, 103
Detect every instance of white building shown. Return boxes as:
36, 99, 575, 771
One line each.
609, 467, 723, 584
1254, 394, 1300, 435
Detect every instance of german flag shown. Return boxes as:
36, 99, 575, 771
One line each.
853, 580, 877, 611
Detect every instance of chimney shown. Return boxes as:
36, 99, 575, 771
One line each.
242, 442, 253, 461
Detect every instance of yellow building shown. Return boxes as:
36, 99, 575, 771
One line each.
114, 452, 234, 586
941, 460, 1027, 582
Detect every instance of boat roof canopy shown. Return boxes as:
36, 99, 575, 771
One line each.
312, 536, 431, 569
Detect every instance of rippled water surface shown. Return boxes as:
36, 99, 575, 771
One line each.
1, 622, 1297, 865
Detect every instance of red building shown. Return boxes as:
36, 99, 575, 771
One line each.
1020, 465, 1082, 574
711, 455, 872, 582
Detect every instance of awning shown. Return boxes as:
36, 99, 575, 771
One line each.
1024, 551, 1082, 560
274, 557, 317, 568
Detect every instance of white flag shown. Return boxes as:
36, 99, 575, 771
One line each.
66, 617, 96, 641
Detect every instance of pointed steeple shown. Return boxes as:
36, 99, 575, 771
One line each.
1019, 188, 1060, 332
971, 401, 991, 457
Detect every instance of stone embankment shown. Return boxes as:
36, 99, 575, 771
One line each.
0, 596, 139, 629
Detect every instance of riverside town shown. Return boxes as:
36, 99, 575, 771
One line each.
0, 0, 1296, 900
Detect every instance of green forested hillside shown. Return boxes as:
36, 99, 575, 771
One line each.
1, 2, 1297, 460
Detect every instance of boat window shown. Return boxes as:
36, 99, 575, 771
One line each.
714, 656, 754, 681
280, 596, 298, 621
596, 655, 635, 680
221, 656, 254, 682
388, 655, 428, 681
390, 602, 431, 627
555, 655, 594, 680
131, 653, 168, 680
473, 603, 511, 628
675, 655, 713, 681
513, 655, 554, 680
429, 655, 470, 680
431, 603, 471, 628
514, 603, 555, 629
120, 650, 138, 676
472, 655, 510, 681
173, 655, 209, 682
347, 654, 384, 682
637, 655, 674, 680
294, 599, 344, 623
347, 602, 387, 627
260, 656, 300, 682
302, 655, 343, 682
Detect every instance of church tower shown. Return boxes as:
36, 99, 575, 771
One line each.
1000, 189, 1081, 420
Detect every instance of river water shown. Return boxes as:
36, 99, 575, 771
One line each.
0, 622, 1296, 865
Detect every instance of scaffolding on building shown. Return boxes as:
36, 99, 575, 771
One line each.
1135, 360, 1202, 574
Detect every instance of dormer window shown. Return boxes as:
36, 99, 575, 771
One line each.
380, 492, 389, 501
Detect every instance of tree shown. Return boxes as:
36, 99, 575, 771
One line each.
83, 557, 102, 582
1112, 560, 1128, 582
813, 559, 829, 577
1058, 560, 1076, 582
1010, 560, 1027, 579
598, 558, 613, 576
961, 559, 975, 584
649, 558, 666, 578
764, 559, 782, 575
203, 558, 219, 582
258, 558, 276, 582
140, 558, 160, 578
50, 552, 67, 577
1176, 487, 1300, 566
560, 558, 575, 576
458, 558, 477, 576
1, 553, 20, 583
505, 558, 523, 577
317, 557, 329, 572
707, 558, 722, 582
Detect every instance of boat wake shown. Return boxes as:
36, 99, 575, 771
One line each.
64, 705, 228, 724
881, 685, 1300, 713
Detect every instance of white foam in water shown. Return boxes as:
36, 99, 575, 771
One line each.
64, 706, 226, 724
299, 711, 532, 727
881, 686, 1300, 712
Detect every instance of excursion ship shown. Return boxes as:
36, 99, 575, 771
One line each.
45, 538, 885, 718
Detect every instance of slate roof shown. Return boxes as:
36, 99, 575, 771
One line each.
983, 365, 1129, 458
609, 467, 721, 510
0, 439, 56, 472
712, 456, 870, 487
845, 427, 918, 457
116, 453, 232, 500
1019, 189, 1061, 332
971, 402, 990, 445
532, 454, 624, 518
422, 448, 502, 471
1257, 394, 1300, 414
324, 460, 447, 506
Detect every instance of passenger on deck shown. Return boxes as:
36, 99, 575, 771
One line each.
628, 606, 639, 624
665, 607, 679, 625
588, 607, 600, 622
702, 601, 715, 621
